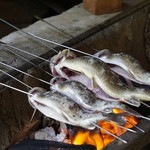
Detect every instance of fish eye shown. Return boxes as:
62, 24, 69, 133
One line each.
104, 108, 112, 113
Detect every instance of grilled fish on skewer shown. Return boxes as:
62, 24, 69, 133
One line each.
51, 74, 126, 103
50, 50, 150, 107
51, 80, 150, 121
28, 87, 127, 129
95, 49, 150, 86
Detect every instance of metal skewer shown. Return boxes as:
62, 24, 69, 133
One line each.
30, 108, 37, 122
0, 18, 99, 59
0, 68, 38, 122
140, 101, 150, 109
0, 18, 58, 53
0, 61, 52, 86
91, 122, 127, 144
127, 121, 145, 133
139, 115, 150, 121
35, 15, 99, 52
20, 31, 98, 58
4, 46, 53, 77
0, 69, 32, 89
0, 82, 32, 95
0, 41, 53, 63
105, 121, 137, 133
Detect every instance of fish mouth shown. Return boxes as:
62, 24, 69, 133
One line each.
28, 87, 47, 109
51, 50, 76, 76
53, 65, 81, 78
50, 76, 67, 85
28, 87, 46, 97
51, 49, 76, 65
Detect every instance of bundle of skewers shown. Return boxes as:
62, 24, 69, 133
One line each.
0, 18, 150, 144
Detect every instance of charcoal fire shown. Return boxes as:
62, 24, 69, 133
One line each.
31, 110, 139, 150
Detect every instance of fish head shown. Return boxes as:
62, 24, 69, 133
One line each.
28, 89, 71, 124
50, 49, 76, 76
50, 76, 66, 85
50, 82, 62, 92
50, 80, 71, 92
28, 87, 46, 109
94, 49, 111, 58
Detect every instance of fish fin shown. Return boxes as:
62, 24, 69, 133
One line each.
91, 78, 97, 89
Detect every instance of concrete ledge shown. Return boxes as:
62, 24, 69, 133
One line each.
0, 4, 119, 82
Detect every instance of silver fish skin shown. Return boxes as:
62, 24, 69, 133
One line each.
28, 87, 126, 129
50, 80, 144, 118
96, 49, 150, 85
54, 55, 150, 104
50, 80, 96, 111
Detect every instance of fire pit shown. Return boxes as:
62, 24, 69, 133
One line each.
0, 0, 150, 150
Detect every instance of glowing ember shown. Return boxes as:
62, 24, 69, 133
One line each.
70, 109, 139, 150
71, 130, 104, 150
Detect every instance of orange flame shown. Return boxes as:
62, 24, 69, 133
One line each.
70, 109, 139, 150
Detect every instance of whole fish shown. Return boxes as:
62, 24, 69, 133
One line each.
28, 87, 126, 129
95, 49, 150, 85
51, 50, 150, 107
51, 74, 121, 102
51, 80, 148, 120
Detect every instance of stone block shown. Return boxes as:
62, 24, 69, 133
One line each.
83, 0, 122, 15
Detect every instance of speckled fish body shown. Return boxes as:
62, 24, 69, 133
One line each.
54, 74, 121, 102
96, 50, 150, 85
51, 80, 96, 111
28, 87, 126, 129
50, 80, 145, 119
54, 55, 150, 105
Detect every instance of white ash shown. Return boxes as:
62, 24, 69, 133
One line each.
34, 127, 67, 142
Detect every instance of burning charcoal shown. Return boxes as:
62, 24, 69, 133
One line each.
34, 125, 68, 142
